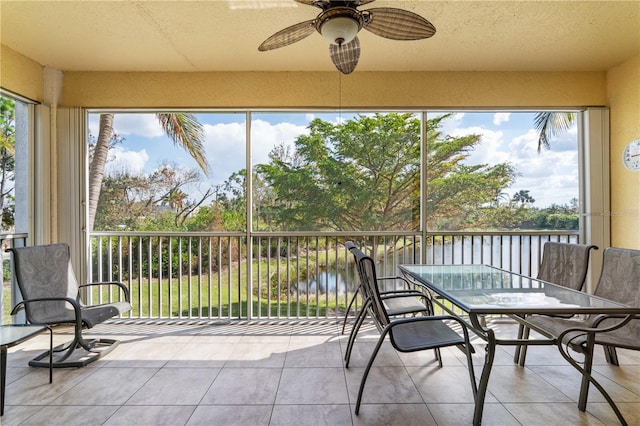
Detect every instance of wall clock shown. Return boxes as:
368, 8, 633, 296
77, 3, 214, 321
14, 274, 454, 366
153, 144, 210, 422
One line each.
622, 138, 640, 172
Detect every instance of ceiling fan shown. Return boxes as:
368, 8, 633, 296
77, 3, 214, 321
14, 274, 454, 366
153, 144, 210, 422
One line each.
258, 0, 436, 74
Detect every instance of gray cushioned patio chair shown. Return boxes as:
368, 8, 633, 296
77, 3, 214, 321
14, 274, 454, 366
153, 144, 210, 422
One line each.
343, 242, 434, 366
524, 247, 640, 424
348, 243, 477, 415
515, 242, 598, 365
8, 243, 131, 368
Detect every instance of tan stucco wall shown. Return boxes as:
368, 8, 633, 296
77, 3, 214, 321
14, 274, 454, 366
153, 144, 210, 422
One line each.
61, 71, 607, 109
607, 54, 640, 250
0, 45, 43, 102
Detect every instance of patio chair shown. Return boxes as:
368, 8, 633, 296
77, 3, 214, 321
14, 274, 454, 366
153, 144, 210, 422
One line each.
348, 243, 477, 415
343, 242, 434, 366
8, 243, 131, 368
515, 242, 598, 365
523, 247, 640, 422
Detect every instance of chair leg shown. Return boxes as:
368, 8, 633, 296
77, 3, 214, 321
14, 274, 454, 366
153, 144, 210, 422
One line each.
345, 300, 371, 367
434, 347, 442, 368
603, 345, 619, 366
518, 326, 531, 367
514, 323, 525, 363
341, 286, 361, 335
355, 328, 388, 415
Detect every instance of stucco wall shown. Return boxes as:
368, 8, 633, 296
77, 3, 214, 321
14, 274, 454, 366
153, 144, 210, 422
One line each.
607, 54, 640, 250
0, 45, 43, 102
60, 70, 607, 109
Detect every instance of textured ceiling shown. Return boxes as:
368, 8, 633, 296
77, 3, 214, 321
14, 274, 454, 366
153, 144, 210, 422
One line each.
1, 0, 639, 73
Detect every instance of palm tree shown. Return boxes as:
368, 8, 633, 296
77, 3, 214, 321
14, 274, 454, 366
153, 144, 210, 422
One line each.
534, 112, 576, 152
88, 113, 210, 232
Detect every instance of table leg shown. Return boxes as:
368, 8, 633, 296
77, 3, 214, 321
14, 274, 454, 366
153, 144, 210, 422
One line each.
473, 328, 496, 426
1, 345, 6, 416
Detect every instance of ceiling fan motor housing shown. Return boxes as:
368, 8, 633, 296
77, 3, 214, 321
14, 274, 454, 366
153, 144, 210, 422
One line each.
316, 7, 365, 45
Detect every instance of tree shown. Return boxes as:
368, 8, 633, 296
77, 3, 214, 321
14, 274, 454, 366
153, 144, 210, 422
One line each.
534, 112, 576, 152
257, 113, 516, 232
94, 163, 214, 230
512, 189, 535, 205
0, 97, 16, 231
88, 113, 210, 231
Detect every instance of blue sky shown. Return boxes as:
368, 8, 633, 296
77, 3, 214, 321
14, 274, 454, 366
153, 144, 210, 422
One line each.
87, 111, 579, 208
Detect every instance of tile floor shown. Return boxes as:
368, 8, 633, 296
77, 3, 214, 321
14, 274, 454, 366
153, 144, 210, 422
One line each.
2, 319, 639, 425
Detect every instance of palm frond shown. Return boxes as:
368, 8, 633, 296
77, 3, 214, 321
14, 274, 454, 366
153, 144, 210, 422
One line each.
156, 113, 210, 176
533, 112, 576, 152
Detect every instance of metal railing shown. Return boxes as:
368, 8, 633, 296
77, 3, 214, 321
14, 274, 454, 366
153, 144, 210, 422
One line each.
1, 233, 28, 323
88, 230, 578, 321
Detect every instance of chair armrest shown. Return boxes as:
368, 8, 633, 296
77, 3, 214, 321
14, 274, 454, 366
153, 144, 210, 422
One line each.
79, 281, 131, 302
10, 296, 83, 320
378, 276, 413, 287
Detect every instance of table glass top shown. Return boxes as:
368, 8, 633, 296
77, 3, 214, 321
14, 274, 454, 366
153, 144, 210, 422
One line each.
399, 264, 634, 314
1, 324, 48, 346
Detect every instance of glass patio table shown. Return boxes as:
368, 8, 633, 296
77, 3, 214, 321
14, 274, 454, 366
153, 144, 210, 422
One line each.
399, 264, 640, 426
1, 324, 52, 416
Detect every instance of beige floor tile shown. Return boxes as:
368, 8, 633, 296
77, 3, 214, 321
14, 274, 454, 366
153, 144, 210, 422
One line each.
126, 367, 219, 406
528, 364, 640, 404
585, 401, 640, 425
102, 341, 187, 367
276, 367, 349, 405
104, 405, 196, 425
592, 363, 640, 396
428, 403, 520, 426
201, 367, 281, 405
344, 366, 424, 405
486, 365, 573, 403
504, 402, 606, 425
5, 366, 95, 406
224, 342, 288, 368
166, 342, 237, 367
270, 404, 352, 426
18, 405, 119, 425
187, 404, 272, 426
0, 405, 47, 426
51, 367, 158, 406
285, 342, 344, 367
1, 321, 637, 426
352, 403, 437, 426
407, 365, 490, 404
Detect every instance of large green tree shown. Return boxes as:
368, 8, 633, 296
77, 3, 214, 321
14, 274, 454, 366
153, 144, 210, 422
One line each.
88, 113, 210, 232
257, 113, 516, 232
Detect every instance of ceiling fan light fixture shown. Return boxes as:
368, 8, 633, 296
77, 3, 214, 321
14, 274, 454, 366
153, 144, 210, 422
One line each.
320, 16, 359, 46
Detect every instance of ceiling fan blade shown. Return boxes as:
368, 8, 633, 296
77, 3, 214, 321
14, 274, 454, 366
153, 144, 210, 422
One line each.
295, 0, 375, 8
258, 20, 316, 51
330, 37, 360, 74
364, 7, 436, 40
294, 0, 321, 7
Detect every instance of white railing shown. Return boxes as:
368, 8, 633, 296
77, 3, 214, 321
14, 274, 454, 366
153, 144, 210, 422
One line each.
88, 231, 579, 321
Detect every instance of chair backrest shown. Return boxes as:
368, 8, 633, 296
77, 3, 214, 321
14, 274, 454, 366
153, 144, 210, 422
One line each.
537, 242, 598, 291
347, 242, 391, 329
594, 247, 640, 307
9, 243, 80, 323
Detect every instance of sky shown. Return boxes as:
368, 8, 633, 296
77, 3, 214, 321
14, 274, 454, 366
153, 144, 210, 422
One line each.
87, 111, 579, 208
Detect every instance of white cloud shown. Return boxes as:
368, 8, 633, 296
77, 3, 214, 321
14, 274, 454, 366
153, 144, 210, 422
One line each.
104, 146, 149, 176
493, 113, 511, 125
201, 119, 309, 183
87, 113, 165, 139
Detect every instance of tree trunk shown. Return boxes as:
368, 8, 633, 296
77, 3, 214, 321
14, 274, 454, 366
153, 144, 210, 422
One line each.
88, 113, 114, 232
